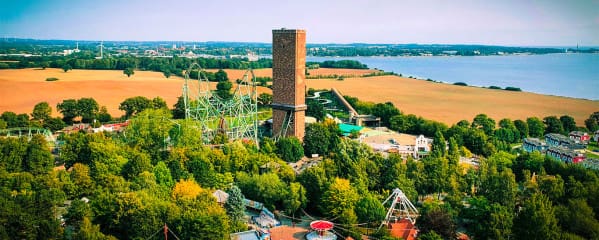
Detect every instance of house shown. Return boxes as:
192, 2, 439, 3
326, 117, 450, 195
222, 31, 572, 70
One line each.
522, 138, 548, 153
359, 129, 432, 159
546, 146, 585, 163
545, 133, 575, 147
569, 131, 590, 144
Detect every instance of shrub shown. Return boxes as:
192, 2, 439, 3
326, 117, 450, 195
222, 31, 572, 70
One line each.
45, 77, 59, 81
489, 86, 502, 89
505, 86, 522, 91
453, 82, 468, 86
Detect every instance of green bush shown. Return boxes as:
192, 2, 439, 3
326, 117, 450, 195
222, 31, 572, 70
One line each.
488, 86, 502, 89
45, 77, 59, 81
453, 82, 468, 86
505, 86, 522, 91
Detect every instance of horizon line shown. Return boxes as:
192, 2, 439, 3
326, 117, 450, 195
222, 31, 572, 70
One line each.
2, 37, 598, 49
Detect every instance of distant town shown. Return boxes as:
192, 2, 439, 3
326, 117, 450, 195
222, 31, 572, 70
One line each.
1, 38, 598, 60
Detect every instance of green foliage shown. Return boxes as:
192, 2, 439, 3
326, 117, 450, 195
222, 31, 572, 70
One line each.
472, 113, 496, 135
355, 194, 386, 224
316, 60, 368, 69
303, 120, 340, 157
225, 186, 246, 224
45, 77, 59, 81
62, 63, 72, 72
283, 182, 307, 215
119, 96, 167, 118
123, 67, 134, 77
215, 69, 228, 81
306, 100, 325, 121
453, 82, 468, 86
276, 136, 304, 162
513, 193, 560, 240
504, 86, 522, 91
215, 79, 233, 100
171, 96, 186, 119
560, 115, 577, 133
527, 117, 545, 137
417, 206, 457, 240
585, 112, 599, 131
24, 134, 54, 174
543, 116, 564, 134
320, 178, 359, 220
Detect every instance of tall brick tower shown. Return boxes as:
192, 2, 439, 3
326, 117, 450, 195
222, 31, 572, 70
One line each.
271, 29, 306, 140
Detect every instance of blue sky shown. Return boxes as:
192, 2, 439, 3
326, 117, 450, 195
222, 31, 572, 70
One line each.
1, 0, 598, 45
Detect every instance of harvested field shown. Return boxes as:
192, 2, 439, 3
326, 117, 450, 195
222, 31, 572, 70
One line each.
0, 68, 271, 118
205, 68, 272, 80
1, 68, 597, 126
306, 75, 599, 125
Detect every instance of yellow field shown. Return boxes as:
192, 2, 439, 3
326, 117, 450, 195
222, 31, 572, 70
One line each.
306, 75, 599, 125
1, 68, 597, 125
0, 68, 271, 118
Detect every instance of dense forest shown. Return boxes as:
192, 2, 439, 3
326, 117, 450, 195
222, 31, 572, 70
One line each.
1, 90, 599, 239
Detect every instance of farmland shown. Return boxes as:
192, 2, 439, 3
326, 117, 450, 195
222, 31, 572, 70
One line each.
1, 68, 597, 125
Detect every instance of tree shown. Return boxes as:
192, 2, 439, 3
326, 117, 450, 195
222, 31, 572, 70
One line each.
355, 194, 386, 224
320, 178, 358, 218
527, 117, 545, 138
514, 119, 529, 138
557, 198, 599, 239
96, 106, 112, 123
123, 67, 134, 77
225, 186, 246, 224
283, 182, 307, 216
74, 98, 99, 123
32, 102, 52, 122
431, 131, 446, 158
306, 100, 325, 121
119, 96, 152, 118
276, 136, 304, 162
303, 121, 339, 157
584, 112, 599, 132
472, 114, 496, 135
543, 116, 564, 134
215, 80, 233, 100
62, 64, 72, 72
371, 102, 401, 126
215, 69, 228, 81
171, 179, 203, 201
172, 96, 186, 119
417, 207, 456, 240
57, 99, 79, 124
513, 193, 560, 240
560, 115, 577, 133
163, 69, 171, 78
24, 134, 53, 174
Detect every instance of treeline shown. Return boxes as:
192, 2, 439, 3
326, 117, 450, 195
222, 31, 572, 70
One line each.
0, 54, 273, 75
308, 43, 564, 57
306, 60, 368, 69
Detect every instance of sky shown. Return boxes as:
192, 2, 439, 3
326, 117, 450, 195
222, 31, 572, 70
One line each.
1, 0, 598, 46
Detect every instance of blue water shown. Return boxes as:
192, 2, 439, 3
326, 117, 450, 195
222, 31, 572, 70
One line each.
307, 54, 599, 100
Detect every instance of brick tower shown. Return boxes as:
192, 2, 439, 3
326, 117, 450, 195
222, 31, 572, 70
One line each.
271, 29, 306, 140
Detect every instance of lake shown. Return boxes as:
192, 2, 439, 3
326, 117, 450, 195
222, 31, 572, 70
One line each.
307, 54, 599, 100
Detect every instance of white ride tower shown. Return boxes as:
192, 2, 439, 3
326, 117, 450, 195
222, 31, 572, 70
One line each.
379, 188, 419, 229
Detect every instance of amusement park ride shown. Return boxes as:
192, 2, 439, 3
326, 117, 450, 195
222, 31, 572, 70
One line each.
280, 188, 419, 240
182, 63, 259, 144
